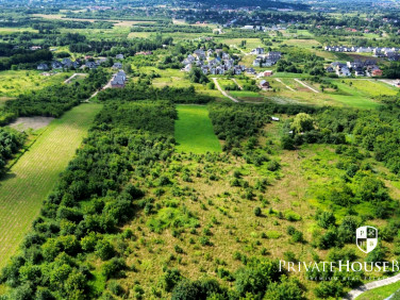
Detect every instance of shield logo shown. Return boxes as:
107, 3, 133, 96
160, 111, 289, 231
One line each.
356, 226, 378, 253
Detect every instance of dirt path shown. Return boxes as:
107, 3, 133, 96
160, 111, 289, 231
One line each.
345, 273, 400, 299
275, 78, 296, 92
84, 76, 113, 102
64, 73, 87, 84
232, 78, 243, 90
212, 78, 239, 103
294, 78, 320, 93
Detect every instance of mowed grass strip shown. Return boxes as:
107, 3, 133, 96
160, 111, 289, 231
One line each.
175, 105, 222, 154
0, 103, 102, 268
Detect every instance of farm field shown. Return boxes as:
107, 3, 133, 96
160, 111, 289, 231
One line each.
174, 105, 222, 153
0, 103, 102, 270
0, 70, 72, 97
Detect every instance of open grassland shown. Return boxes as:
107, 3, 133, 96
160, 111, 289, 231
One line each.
0, 70, 72, 97
326, 80, 381, 109
0, 103, 102, 269
356, 281, 400, 300
215, 38, 263, 50
342, 79, 399, 97
175, 105, 222, 153
141, 67, 224, 99
0, 27, 38, 35
284, 39, 321, 49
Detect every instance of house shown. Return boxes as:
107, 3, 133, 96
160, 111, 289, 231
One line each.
51, 61, 63, 69
85, 61, 97, 69
267, 51, 282, 61
251, 47, 265, 55
182, 64, 192, 72
260, 80, 270, 88
62, 58, 73, 68
253, 57, 263, 67
355, 70, 365, 77
37, 63, 49, 71
326, 66, 334, 73
116, 54, 124, 60
111, 70, 127, 88
263, 70, 273, 77
112, 62, 123, 69
371, 68, 383, 77
337, 66, 351, 77
246, 67, 256, 75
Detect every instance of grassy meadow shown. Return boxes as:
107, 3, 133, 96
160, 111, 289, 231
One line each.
356, 281, 400, 300
174, 105, 222, 153
0, 103, 102, 270
0, 70, 72, 97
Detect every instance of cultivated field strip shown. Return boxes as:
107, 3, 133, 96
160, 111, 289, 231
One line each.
0, 103, 102, 269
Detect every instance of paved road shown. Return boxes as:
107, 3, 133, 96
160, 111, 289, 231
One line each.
275, 78, 296, 92
345, 273, 400, 299
294, 78, 320, 93
212, 78, 239, 103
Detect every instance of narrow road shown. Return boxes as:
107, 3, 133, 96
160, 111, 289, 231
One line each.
275, 78, 296, 92
212, 78, 239, 103
294, 78, 320, 93
232, 78, 243, 90
64, 73, 86, 84
84, 76, 113, 102
345, 273, 400, 299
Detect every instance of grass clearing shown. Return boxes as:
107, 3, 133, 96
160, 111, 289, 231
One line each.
0, 103, 102, 269
175, 105, 222, 154
344, 79, 399, 97
0, 70, 72, 97
327, 81, 381, 109
356, 280, 400, 300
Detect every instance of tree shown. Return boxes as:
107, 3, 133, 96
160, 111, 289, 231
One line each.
316, 211, 336, 229
291, 113, 314, 134
95, 240, 115, 261
264, 276, 305, 300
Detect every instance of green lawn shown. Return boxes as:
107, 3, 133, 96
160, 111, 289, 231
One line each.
175, 105, 222, 154
0, 103, 102, 269
343, 79, 398, 97
326, 81, 381, 109
356, 280, 400, 300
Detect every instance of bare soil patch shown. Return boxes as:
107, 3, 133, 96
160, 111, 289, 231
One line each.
9, 117, 55, 131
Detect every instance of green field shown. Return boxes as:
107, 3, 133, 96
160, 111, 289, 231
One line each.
0, 103, 102, 269
174, 105, 222, 153
327, 81, 381, 109
0, 70, 72, 97
356, 281, 400, 300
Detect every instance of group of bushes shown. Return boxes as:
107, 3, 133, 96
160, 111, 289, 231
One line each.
0, 127, 26, 176
0, 102, 177, 298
